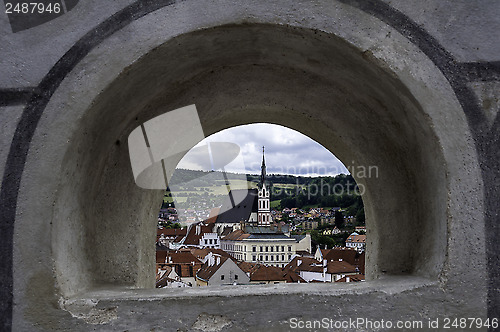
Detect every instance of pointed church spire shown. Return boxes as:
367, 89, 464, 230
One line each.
260, 146, 266, 185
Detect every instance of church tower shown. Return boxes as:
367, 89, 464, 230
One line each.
257, 146, 271, 227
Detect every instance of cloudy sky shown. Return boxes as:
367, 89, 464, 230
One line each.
177, 123, 349, 176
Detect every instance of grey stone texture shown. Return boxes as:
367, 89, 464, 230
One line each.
0, 0, 498, 331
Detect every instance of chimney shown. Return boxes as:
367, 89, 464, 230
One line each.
346, 276, 350, 283
196, 224, 201, 235
216, 255, 221, 266
297, 259, 302, 266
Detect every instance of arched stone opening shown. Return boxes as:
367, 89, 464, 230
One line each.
48, 23, 453, 297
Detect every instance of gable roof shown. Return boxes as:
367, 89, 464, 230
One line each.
159, 250, 202, 264
190, 248, 232, 261
284, 256, 318, 273
157, 228, 187, 238
196, 256, 229, 281
215, 189, 258, 224
182, 222, 216, 245
284, 256, 357, 274
220, 226, 234, 237
319, 248, 365, 274
250, 265, 286, 282
222, 229, 250, 241
326, 260, 357, 274
346, 234, 366, 243
282, 269, 305, 283
237, 261, 259, 274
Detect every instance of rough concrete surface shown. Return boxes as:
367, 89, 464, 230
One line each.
0, 0, 498, 331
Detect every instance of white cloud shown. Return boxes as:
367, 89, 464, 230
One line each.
177, 123, 348, 176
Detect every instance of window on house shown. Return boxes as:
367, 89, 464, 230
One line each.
253, 246, 256, 252
235, 274, 238, 280
221, 275, 224, 280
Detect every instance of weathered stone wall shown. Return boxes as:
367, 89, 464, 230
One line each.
1, 1, 498, 331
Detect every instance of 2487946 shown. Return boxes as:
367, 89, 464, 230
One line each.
5, 2, 61, 14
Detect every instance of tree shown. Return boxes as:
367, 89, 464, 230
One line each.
334, 210, 345, 229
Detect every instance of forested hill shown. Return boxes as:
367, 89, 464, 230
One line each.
166, 169, 365, 222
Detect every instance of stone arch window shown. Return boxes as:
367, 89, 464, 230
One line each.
53, 18, 447, 288
13, 9, 481, 328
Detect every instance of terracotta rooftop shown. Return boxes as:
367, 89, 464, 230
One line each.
320, 248, 365, 274
346, 234, 366, 243
250, 265, 286, 282
326, 260, 357, 274
222, 229, 250, 241
284, 256, 318, 273
183, 223, 216, 245
285, 256, 357, 274
190, 248, 232, 261
196, 256, 229, 282
157, 228, 187, 237
158, 250, 202, 264
282, 269, 305, 283
237, 261, 258, 274
156, 250, 168, 264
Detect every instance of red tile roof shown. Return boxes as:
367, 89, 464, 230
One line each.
157, 228, 187, 237
237, 261, 258, 274
167, 250, 202, 264
250, 265, 286, 282
284, 256, 318, 273
196, 256, 229, 281
156, 251, 168, 264
190, 248, 232, 261
183, 223, 216, 245
282, 269, 305, 283
346, 234, 366, 243
326, 261, 357, 274
222, 229, 250, 241
320, 248, 365, 274
285, 256, 357, 274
